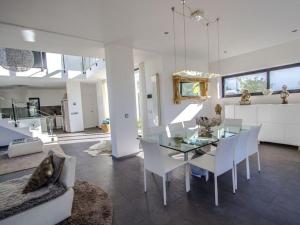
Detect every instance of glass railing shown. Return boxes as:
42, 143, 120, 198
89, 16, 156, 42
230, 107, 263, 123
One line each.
0, 97, 55, 137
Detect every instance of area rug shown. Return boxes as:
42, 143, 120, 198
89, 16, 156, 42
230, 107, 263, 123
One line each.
0, 143, 64, 175
84, 140, 112, 157
58, 180, 113, 225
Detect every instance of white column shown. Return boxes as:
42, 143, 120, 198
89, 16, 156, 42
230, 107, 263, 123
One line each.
66, 80, 84, 132
105, 44, 139, 158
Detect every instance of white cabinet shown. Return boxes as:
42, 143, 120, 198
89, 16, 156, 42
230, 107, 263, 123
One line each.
225, 104, 300, 148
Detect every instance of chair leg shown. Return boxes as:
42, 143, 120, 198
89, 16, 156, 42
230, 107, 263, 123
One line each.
205, 170, 209, 182
144, 169, 147, 193
214, 175, 219, 206
232, 168, 236, 194
246, 156, 250, 180
257, 151, 261, 173
234, 164, 238, 191
185, 164, 190, 192
163, 174, 167, 206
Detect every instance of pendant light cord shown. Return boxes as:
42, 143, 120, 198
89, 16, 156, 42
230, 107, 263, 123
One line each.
217, 18, 221, 75
172, 7, 177, 72
206, 22, 210, 73
182, 0, 187, 70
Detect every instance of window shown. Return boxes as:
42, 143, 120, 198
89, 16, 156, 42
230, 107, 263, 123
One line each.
222, 63, 300, 97
270, 66, 300, 92
223, 72, 267, 97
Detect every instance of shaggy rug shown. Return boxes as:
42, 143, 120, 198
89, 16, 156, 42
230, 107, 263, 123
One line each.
83, 140, 112, 157
58, 181, 113, 225
0, 143, 64, 175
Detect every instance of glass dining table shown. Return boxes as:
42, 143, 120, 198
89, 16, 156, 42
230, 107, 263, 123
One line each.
141, 125, 251, 161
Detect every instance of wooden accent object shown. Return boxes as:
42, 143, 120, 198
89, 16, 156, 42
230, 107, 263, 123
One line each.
100, 124, 110, 133
173, 75, 208, 104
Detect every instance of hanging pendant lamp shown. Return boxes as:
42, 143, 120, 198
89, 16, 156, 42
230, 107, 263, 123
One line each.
0, 48, 34, 72
171, 0, 221, 79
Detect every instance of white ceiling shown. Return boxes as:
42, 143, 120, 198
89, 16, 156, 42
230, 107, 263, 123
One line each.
0, 0, 300, 61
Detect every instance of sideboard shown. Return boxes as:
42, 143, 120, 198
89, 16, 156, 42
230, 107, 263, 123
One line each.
225, 104, 300, 149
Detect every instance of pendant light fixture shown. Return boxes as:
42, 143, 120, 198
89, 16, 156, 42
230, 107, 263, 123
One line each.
0, 48, 34, 72
171, 0, 221, 79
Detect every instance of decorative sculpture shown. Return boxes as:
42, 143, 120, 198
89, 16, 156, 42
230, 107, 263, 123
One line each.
215, 104, 222, 115
240, 89, 251, 105
196, 116, 221, 137
280, 85, 289, 104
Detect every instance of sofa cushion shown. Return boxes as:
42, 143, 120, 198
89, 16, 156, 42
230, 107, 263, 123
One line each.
48, 151, 65, 184
59, 155, 76, 188
23, 155, 54, 194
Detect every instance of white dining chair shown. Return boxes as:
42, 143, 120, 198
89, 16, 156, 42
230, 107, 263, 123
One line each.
165, 122, 184, 137
223, 118, 243, 127
233, 129, 251, 190
246, 125, 262, 180
140, 139, 186, 206
186, 135, 239, 206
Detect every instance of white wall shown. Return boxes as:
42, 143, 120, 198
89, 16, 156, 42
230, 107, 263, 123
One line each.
0, 86, 65, 108
141, 54, 213, 130
66, 81, 84, 132
209, 38, 300, 113
27, 88, 65, 106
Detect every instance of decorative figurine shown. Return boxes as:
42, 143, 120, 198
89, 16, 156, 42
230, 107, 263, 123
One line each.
215, 104, 222, 115
280, 85, 289, 104
240, 89, 251, 105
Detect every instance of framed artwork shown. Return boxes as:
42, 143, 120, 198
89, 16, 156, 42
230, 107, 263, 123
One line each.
28, 97, 41, 117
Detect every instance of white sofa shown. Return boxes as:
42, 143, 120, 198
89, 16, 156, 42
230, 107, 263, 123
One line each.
0, 154, 76, 225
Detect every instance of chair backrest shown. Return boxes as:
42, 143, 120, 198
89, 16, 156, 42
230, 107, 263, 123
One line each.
247, 125, 262, 156
224, 119, 243, 127
140, 139, 166, 175
165, 122, 184, 137
183, 119, 196, 129
215, 135, 239, 175
234, 130, 250, 164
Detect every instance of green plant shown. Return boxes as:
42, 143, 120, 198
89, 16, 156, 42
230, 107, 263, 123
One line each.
237, 77, 266, 93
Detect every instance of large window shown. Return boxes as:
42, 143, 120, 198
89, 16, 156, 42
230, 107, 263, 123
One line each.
223, 72, 267, 96
270, 66, 300, 92
222, 63, 300, 97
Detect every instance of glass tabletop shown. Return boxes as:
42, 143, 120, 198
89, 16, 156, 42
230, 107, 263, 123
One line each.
141, 125, 251, 154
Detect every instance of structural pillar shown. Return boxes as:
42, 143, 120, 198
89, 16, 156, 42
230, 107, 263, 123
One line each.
105, 44, 139, 158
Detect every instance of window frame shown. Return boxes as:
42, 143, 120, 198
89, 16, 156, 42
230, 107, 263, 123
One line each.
222, 62, 300, 98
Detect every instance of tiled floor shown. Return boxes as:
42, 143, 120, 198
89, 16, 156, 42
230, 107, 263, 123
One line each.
1, 142, 300, 225
62, 142, 300, 225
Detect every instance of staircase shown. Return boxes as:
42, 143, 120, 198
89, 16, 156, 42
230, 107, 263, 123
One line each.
0, 97, 55, 146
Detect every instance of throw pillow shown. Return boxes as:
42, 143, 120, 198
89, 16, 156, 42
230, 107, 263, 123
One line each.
23, 155, 54, 194
48, 151, 65, 184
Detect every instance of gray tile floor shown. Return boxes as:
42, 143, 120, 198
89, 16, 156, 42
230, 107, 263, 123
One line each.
1, 142, 300, 225
62, 142, 300, 225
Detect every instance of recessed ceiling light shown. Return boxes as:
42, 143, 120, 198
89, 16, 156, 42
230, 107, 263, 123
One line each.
21, 30, 36, 42
291, 29, 298, 33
